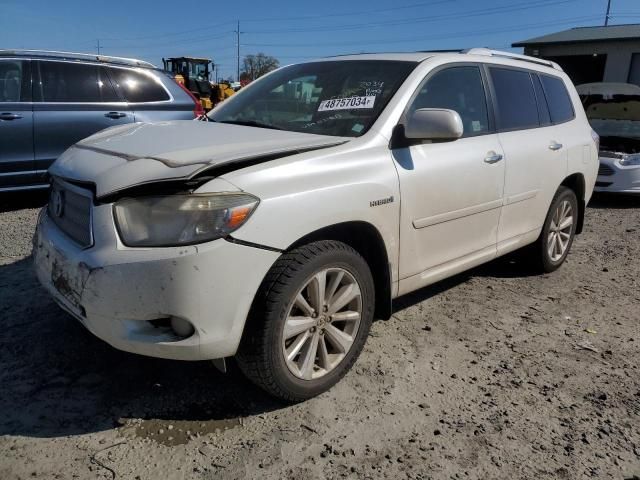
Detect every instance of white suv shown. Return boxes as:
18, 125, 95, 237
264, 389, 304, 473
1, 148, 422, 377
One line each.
34, 49, 598, 401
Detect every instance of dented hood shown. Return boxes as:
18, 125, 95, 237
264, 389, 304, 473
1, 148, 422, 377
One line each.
50, 120, 348, 198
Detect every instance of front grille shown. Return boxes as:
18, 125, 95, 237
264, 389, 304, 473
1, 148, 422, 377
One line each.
598, 164, 615, 177
48, 179, 93, 248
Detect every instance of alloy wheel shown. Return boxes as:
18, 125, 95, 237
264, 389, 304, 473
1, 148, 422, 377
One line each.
547, 199, 574, 262
282, 267, 362, 380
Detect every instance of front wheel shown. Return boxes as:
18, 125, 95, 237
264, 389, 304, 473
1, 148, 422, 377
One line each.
533, 186, 579, 273
236, 240, 375, 402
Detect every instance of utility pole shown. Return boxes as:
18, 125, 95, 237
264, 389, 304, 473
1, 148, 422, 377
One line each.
235, 20, 240, 82
96, 39, 101, 55
605, 0, 612, 26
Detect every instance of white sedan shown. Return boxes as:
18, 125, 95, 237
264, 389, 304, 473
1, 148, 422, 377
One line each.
578, 82, 640, 194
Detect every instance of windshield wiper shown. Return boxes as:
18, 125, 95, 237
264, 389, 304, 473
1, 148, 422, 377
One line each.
216, 120, 283, 130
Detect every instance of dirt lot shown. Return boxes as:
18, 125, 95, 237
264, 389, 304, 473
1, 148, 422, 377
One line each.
0, 191, 638, 480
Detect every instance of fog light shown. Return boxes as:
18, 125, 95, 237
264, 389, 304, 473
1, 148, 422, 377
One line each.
170, 317, 195, 338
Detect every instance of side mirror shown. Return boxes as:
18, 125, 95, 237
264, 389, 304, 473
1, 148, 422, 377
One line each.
404, 108, 464, 141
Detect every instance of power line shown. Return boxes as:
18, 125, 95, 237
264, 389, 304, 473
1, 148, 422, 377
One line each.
100, 31, 234, 50
240, 0, 453, 23
241, 15, 603, 49
98, 20, 237, 42
248, 0, 580, 34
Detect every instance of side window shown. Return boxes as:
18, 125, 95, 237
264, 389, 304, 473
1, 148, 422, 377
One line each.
107, 68, 170, 103
489, 67, 539, 131
532, 74, 551, 126
0, 60, 31, 102
408, 66, 490, 137
540, 74, 574, 124
36, 61, 119, 102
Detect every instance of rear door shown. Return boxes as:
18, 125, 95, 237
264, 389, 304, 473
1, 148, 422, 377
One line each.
487, 66, 568, 250
0, 58, 37, 189
105, 66, 194, 122
32, 60, 134, 176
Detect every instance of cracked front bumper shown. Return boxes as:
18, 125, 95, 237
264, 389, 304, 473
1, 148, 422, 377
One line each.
33, 207, 279, 360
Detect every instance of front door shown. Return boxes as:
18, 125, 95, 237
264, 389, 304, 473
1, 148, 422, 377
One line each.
0, 59, 37, 189
394, 65, 505, 294
32, 60, 134, 178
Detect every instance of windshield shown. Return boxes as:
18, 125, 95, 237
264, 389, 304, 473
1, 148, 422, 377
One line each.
192, 63, 209, 80
209, 60, 417, 137
581, 93, 640, 153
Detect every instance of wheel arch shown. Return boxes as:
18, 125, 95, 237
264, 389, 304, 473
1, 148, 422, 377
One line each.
561, 173, 586, 234
287, 221, 393, 320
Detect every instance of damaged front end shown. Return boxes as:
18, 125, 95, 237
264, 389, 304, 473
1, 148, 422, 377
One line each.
48, 120, 348, 201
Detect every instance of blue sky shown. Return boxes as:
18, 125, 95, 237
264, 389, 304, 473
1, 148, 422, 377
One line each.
1, 0, 639, 80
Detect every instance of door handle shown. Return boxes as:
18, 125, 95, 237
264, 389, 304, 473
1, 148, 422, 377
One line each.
0, 113, 22, 121
484, 152, 503, 164
549, 141, 563, 151
104, 112, 127, 119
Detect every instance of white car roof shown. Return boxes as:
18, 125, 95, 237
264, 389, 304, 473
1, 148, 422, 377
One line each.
316, 52, 442, 62
310, 49, 563, 72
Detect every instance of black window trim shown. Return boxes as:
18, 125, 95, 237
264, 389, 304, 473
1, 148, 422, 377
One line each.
0, 57, 33, 103
30, 59, 174, 105
399, 61, 497, 140
484, 64, 541, 133
32, 58, 125, 105
104, 64, 174, 105
531, 73, 552, 127
538, 72, 576, 125
484, 63, 576, 133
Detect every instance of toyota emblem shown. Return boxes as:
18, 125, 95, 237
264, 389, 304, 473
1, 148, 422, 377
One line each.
51, 189, 64, 218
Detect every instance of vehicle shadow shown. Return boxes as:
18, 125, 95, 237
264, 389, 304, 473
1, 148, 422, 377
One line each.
391, 252, 537, 313
0, 256, 284, 439
588, 192, 640, 209
0, 190, 49, 213
1, 248, 540, 439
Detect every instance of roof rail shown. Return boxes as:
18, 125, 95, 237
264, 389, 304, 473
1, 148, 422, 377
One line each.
0, 49, 156, 68
463, 48, 563, 71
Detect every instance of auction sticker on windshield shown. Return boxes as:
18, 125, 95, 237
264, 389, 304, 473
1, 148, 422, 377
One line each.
318, 96, 376, 111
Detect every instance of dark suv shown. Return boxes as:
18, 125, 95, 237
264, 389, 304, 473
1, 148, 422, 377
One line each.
0, 50, 201, 192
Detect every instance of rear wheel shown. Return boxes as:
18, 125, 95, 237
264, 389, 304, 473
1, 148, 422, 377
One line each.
533, 186, 578, 272
236, 240, 375, 402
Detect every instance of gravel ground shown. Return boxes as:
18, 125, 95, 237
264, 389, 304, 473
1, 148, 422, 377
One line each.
0, 192, 639, 480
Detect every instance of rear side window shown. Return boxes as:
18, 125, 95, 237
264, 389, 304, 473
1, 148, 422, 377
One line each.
0, 59, 31, 102
408, 66, 490, 137
532, 74, 551, 126
35, 61, 119, 102
540, 74, 574, 124
489, 67, 539, 131
107, 68, 170, 103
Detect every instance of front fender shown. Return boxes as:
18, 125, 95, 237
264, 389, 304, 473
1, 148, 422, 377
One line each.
213, 144, 401, 282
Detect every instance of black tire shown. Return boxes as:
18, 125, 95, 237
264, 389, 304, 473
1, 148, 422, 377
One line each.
532, 186, 579, 273
236, 240, 375, 402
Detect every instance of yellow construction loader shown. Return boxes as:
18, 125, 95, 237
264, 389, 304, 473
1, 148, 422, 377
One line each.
162, 57, 234, 111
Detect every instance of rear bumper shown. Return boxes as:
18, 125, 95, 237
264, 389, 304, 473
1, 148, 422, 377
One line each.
594, 157, 640, 194
33, 208, 279, 360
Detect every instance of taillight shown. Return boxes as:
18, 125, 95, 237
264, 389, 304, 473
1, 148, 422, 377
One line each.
176, 80, 205, 118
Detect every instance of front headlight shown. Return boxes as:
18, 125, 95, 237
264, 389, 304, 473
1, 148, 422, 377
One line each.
620, 153, 640, 166
113, 193, 259, 247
